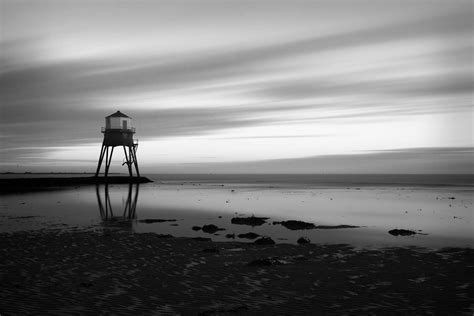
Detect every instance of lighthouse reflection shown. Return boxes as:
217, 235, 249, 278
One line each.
95, 184, 140, 225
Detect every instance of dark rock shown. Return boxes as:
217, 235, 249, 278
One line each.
238, 232, 260, 239
275, 220, 316, 230
254, 237, 276, 245
231, 216, 269, 226
192, 226, 202, 231
225, 233, 235, 239
315, 225, 359, 229
297, 237, 311, 244
139, 219, 177, 224
389, 229, 417, 236
202, 224, 225, 234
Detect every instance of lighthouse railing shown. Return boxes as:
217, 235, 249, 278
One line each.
101, 127, 136, 133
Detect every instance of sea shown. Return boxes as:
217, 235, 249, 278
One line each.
1, 173, 472, 249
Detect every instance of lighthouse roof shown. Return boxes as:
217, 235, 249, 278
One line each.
106, 111, 130, 118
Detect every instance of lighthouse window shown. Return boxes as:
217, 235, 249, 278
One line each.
122, 120, 128, 130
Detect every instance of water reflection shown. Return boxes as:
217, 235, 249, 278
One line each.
96, 184, 139, 226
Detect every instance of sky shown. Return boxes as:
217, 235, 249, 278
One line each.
0, 0, 473, 174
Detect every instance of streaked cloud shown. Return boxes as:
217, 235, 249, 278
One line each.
0, 0, 472, 172
152, 147, 474, 174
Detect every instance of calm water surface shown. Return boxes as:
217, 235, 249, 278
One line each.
0, 174, 472, 248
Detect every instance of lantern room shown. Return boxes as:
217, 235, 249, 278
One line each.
105, 111, 133, 130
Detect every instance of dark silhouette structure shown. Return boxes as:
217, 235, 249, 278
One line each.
95, 111, 140, 177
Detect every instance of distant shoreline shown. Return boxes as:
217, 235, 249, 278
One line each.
1, 174, 473, 191
1, 172, 120, 175
148, 173, 474, 188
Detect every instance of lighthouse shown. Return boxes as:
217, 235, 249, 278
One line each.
95, 111, 140, 177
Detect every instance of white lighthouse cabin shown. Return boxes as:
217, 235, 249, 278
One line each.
104, 111, 134, 132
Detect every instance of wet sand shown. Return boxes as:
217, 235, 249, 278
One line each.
1, 175, 473, 313
1, 228, 473, 314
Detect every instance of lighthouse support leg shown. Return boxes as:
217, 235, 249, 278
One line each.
105, 146, 114, 177
95, 144, 106, 177
123, 146, 133, 177
104, 147, 109, 177
131, 146, 140, 177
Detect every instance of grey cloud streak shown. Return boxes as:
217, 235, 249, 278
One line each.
257, 71, 473, 101
1, 8, 472, 167
1, 10, 471, 112
156, 147, 474, 174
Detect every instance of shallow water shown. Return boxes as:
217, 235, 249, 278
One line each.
0, 174, 472, 248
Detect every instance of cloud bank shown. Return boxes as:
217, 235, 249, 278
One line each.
1, 0, 472, 172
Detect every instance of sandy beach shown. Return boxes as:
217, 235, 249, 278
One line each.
1, 228, 473, 314
1, 174, 473, 314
